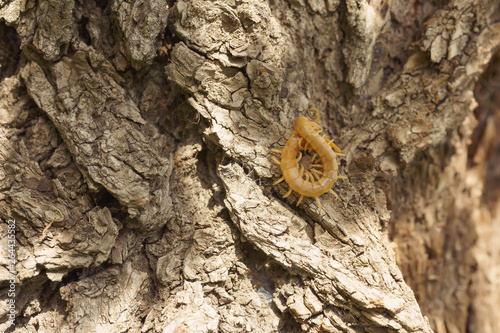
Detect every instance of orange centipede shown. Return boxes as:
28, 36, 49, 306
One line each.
272, 108, 346, 211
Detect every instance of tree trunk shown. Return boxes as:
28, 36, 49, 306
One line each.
1, 0, 499, 332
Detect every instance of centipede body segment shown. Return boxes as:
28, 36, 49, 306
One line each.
272, 108, 346, 211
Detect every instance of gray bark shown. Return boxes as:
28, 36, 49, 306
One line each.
0, 0, 499, 332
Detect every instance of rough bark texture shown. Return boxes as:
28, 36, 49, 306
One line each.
0, 0, 499, 332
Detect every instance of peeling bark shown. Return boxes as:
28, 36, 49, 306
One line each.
1, 0, 500, 332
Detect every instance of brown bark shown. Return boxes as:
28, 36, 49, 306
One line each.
0, 0, 499, 332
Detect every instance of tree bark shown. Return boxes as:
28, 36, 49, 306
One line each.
0, 0, 499, 332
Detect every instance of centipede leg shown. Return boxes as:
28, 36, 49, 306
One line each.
273, 177, 285, 185
283, 188, 293, 198
315, 197, 322, 212
311, 167, 322, 175
311, 169, 323, 179
271, 148, 282, 154
299, 164, 304, 178
39, 219, 56, 241
311, 169, 322, 181
311, 153, 318, 164
337, 176, 348, 180
306, 171, 314, 182
329, 190, 339, 200
298, 137, 305, 149
272, 157, 281, 165
295, 151, 303, 162
324, 137, 342, 153
296, 195, 304, 206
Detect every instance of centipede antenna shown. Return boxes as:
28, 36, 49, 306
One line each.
315, 197, 322, 212
307, 108, 320, 123
329, 190, 339, 200
296, 195, 304, 206
272, 157, 281, 165
273, 177, 285, 185
283, 188, 293, 198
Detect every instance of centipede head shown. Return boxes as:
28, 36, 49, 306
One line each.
294, 116, 323, 133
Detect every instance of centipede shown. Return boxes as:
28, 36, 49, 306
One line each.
272, 108, 346, 212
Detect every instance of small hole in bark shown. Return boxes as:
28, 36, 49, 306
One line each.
77, 16, 91, 45
0, 22, 20, 80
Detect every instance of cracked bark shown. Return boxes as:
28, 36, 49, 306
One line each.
1, 0, 500, 332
